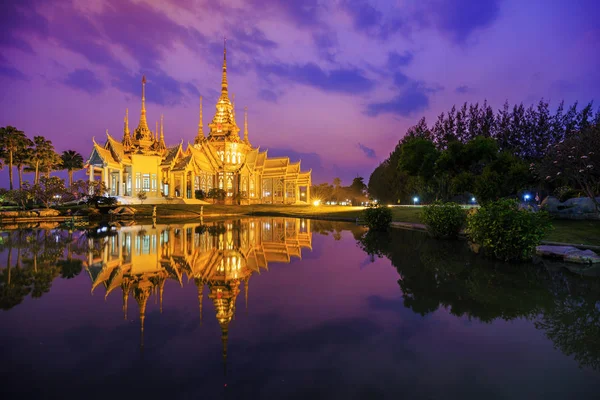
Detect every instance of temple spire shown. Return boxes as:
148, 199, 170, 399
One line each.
221, 37, 228, 94
195, 96, 204, 144
135, 75, 152, 140
155, 121, 159, 141
157, 114, 166, 152
244, 107, 249, 144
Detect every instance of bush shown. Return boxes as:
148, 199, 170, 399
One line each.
137, 190, 148, 204
195, 189, 206, 200
363, 204, 392, 231
421, 202, 466, 238
466, 199, 552, 262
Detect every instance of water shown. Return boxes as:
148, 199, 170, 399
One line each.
1, 217, 599, 399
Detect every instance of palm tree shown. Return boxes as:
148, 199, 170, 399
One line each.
60, 150, 84, 186
0, 126, 32, 189
14, 147, 32, 189
26, 136, 55, 184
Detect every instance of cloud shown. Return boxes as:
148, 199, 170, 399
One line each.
0, 55, 28, 80
341, 0, 404, 39
393, 71, 409, 87
63, 69, 106, 94
427, 0, 501, 43
248, 0, 323, 28
257, 62, 375, 94
366, 81, 436, 117
357, 143, 376, 159
0, 0, 49, 53
455, 85, 471, 94
258, 89, 278, 103
112, 70, 199, 106
387, 51, 414, 69
312, 30, 339, 62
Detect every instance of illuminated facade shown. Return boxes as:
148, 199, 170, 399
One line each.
86, 45, 311, 204
84, 217, 312, 359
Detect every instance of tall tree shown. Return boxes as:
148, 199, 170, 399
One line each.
60, 150, 84, 186
14, 147, 32, 189
0, 126, 32, 190
26, 136, 55, 184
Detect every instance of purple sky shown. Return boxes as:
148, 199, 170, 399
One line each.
1, 0, 598, 185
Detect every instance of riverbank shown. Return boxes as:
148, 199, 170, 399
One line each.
127, 204, 598, 247
2, 203, 598, 246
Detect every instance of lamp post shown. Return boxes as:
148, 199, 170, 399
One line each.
413, 196, 419, 206
524, 194, 531, 202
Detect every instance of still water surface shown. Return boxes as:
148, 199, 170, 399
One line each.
1, 217, 599, 399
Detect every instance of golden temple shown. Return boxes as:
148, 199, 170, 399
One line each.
84, 217, 312, 364
86, 42, 312, 204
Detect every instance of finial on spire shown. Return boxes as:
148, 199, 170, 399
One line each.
244, 106, 249, 143
160, 114, 164, 137
196, 96, 204, 141
141, 75, 147, 112
156, 121, 159, 141
221, 37, 228, 94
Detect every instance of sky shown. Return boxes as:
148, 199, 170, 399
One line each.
0, 0, 599, 185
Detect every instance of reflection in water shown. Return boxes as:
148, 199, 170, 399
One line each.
84, 218, 312, 367
358, 229, 600, 371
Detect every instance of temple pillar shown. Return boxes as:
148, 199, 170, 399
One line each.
306, 185, 310, 202
89, 165, 94, 182
118, 169, 123, 196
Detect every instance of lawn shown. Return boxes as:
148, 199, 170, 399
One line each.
120, 204, 600, 247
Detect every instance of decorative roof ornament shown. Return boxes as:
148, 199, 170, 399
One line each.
122, 108, 132, 151
244, 106, 250, 145
135, 75, 153, 141
195, 95, 204, 144
157, 114, 167, 152
208, 37, 240, 140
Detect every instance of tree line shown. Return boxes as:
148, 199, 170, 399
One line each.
311, 176, 368, 205
0, 126, 85, 189
368, 100, 599, 206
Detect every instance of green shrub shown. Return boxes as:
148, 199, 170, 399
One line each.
363, 204, 392, 231
421, 202, 466, 238
466, 199, 552, 262
195, 189, 206, 200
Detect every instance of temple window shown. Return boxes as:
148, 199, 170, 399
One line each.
135, 172, 141, 191
151, 174, 157, 191
227, 152, 230, 163
218, 174, 224, 189
232, 153, 236, 163
142, 174, 150, 190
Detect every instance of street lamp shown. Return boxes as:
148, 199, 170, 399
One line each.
471, 197, 476, 204
413, 196, 419, 206
524, 194, 531, 202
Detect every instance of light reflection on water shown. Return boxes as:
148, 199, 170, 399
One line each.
0, 218, 599, 399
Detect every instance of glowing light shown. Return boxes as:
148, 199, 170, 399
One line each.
313, 200, 321, 206
524, 194, 531, 201
413, 197, 419, 205
471, 197, 476, 202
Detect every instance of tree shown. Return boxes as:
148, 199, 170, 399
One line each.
350, 176, 367, 196
26, 136, 56, 184
14, 146, 32, 189
6, 183, 34, 209
0, 126, 32, 190
207, 188, 226, 204
538, 122, 600, 212
137, 190, 148, 204
60, 150, 84, 187
32, 176, 67, 208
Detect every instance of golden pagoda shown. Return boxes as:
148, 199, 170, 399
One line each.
86, 43, 311, 204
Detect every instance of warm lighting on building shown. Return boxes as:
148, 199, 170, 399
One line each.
313, 200, 321, 206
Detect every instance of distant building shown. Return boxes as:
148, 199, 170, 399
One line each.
86, 44, 311, 204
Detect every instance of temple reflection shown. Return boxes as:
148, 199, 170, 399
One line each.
84, 217, 312, 364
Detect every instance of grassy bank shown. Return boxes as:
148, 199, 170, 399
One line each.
127, 204, 599, 246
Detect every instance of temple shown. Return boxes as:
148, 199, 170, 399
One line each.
84, 218, 312, 361
86, 43, 311, 204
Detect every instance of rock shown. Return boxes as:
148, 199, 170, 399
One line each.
0, 211, 20, 218
541, 196, 600, 216
536, 245, 600, 264
564, 249, 600, 264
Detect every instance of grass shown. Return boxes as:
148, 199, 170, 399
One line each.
129, 203, 599, 246
545, 219, 600, 246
